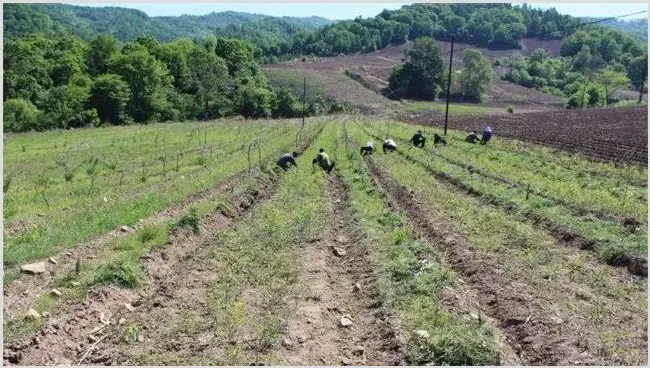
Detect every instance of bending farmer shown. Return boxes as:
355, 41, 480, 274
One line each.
410, 130, 427, 148
433, 133, 447, 147
360, 140, 375, 156
480, 126, 493, 145
277, 151, 298, 170
313, 148, 336, 174
465, 131, 480, 144
383, 138, 397, 153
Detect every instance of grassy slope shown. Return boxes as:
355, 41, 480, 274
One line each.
350, 123, 646, 364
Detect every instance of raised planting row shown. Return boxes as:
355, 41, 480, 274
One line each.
3, 119, 325, 272
358, 122, 647, 276
333, 124, 507, 365
4, 122, 326, 364
374, 120, 647, 222
4, 167, 284, 365
358, 139, 647, 365
91, 124, 338, 365
4, 121, 298, 225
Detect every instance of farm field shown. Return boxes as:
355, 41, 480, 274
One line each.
264, 41, 567, 114
405, 106, 649, 165
3, 117, 647, 366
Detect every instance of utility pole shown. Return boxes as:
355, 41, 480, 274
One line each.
444, 35, 455, 136
638, 54, 647, 104
298, 76, 307, 145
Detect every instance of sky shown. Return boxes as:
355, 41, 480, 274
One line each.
67, 2, 648, 20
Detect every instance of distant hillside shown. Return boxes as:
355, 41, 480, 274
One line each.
3, 3, 334, 42
581, 17, 647, 42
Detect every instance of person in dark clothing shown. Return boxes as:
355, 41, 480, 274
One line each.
433, 134, 447, 147
465, 131, 480, 144
480, 126, 493, 145
277, 151, 298, 170
410, 130, 427, 148
382, 138, 397, 153
312, 148, 336, 174
360, 140, 375, 156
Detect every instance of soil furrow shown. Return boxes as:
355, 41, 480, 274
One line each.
360, 123, 642, 226
3, 173, 281, 366
279, 174, 406, 366
365, 157, 604, 365
3, 125, 325, 326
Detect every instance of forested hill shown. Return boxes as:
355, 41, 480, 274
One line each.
3, 3, 335, 42
582, 17, 647, 42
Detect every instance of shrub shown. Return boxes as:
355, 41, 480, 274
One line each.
91, 259, 145, 288
173, 208, 200, 234
506, 105, 514, 113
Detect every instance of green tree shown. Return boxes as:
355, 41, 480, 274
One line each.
90, 74, 132, 124
187, 48, 230, 118
87, 34, 119, 76
274, 88, 300, 117
460, 49, 494, 101
3, 99, 42, 132
108, 47, 174, 122
387, 37, 445, 100
235, 86, 274, 119
595, 67, 631, 105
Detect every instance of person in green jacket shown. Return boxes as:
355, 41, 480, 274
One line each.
312, 148, 336, 174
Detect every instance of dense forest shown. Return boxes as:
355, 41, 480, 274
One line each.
3, 4, 333, 42
582, 17, 647, 42
3, 33, 349, 132
3, 3, 648, 131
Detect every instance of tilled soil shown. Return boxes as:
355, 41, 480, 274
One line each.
365, 158, 605, 365
405, 106, 648, 166
3, 174, 280, 366
3, 171, 252, 332
279, 174, 406, 365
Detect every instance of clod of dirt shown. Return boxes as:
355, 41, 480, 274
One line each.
42, 312, 50, 318
623, 217, 642, 233
336, 235, 349, 244
20, 262, 46, 275
352, 283, 362, 292
120, 226, 130, 232
50, 289, 62, 297
25, 309, 41, 320
414, 330, 430, 339
332, 247, 347, 257
297, 336, 308, 344
551, 316, 564, 325
340, 357, 353, 366
352, 346, 365, 356
282, 339, 294, 349
340, 316, 354, 327
48, 258, 58, 265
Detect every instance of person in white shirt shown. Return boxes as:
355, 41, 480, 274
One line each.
382, 137, 397, 153
360, 139, 375, 156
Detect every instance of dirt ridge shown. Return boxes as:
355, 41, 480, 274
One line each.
279, 174, 406, 365
365, 157, 604, 365
3, 173, 280, 366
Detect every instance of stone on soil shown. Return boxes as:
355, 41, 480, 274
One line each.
120, 226, 130, 232
332, 247, 347, 257
20, 262, 46, 275
340, 316, 353, 327
50, 289, 62, 297
26, 309, 41, 320
48, 257, 57, 265
352, 283, 362, 292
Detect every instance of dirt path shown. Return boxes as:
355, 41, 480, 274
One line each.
279, 174, 405, 366
3, 174, 280, 366
365, 158, 604, 365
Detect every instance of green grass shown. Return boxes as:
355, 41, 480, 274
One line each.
357, 121, 647, 264
335, 124, 500, 365
113, 124, 335, 365
402, 100, 502, 116
3, 118, 324, 269
263, 67, 327, 103
359, 138, 647, 364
